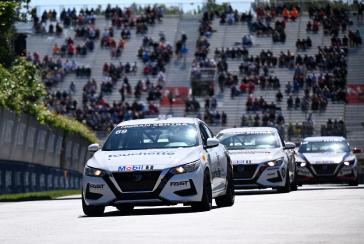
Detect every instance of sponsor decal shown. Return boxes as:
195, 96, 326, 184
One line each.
109, 151, 175, 157
230, 150, 270, 155
118, 165, 154, 172
170, 181, 189, 187
89, 184, 104, 189
223, 131, 273, 135
234, 160, 252, 165
118, 123, 189, 129
115, 129, 128, 134
201, 154, 207, 161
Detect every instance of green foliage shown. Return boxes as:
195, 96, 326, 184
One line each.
0, 189, 80, 202
0, 58, 97, 143
0, 1, 19, 67
0, 1, 31, 66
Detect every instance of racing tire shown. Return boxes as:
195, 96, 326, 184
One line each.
215, 166, 235, 207
276, 169, 291, 193
82, 195, 105, 217
191, 171, 212, 212
349, 167, 360, 186
116, 204, 134, 213
290, 169, 298, 191
348, 178, 359, 186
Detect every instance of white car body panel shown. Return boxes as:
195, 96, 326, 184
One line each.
82, 117, 231, 207
296, 136, 359, 183
217, 127, 295, 189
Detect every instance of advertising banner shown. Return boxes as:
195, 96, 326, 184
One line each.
160, 86, 189, 106
346, 84, 364, 104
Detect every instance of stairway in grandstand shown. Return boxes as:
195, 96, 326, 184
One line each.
27, 14, 201, 115
203, 14, 347, 135
25, 11, 363, 142
158, 15, 201, 117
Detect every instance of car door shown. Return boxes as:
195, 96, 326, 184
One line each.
278, 135, 295, 182
201, 123, 226, 193
199, 123, 219, 191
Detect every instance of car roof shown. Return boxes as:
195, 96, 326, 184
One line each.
218, 127, 279, 134
116, 117, 201, 127
303, 136, 346, 142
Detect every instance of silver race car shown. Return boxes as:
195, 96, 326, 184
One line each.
82, 117, 234, 216
296, 136, 361, 186
217, 127, 297, 193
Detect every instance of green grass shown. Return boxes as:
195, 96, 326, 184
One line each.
0, 189, 81, 202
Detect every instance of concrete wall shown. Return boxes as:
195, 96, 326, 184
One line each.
0, 107, 92, 193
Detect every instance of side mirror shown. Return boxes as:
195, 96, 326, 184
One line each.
284, 142, 296, 150
88, 143, 99, 152
206, 138, 219, 148
353, 147, 362, 154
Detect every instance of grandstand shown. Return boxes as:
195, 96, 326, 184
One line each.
24, 1, 364, 158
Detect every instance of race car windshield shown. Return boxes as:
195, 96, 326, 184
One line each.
298, 141, 350, 153
102, 124, 198, 151
217, 132, 280, 150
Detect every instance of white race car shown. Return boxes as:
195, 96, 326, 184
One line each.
82, 117, 234, 216
217, 127, 297, 193
296, 136, 361, 186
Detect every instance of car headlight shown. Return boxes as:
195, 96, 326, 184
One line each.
84, 166, 106, 177
343, 159, 355, 166
266, 158, 284, 167
170, 161, 201, 174
299, 162, 307, 167
295, 156, 307, 167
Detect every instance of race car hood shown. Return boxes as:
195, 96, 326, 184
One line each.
228, 148, 284, 164
86, 147, 201, 172
299, 152, 350, 164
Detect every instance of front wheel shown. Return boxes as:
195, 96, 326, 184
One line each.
348, 177, 359, 186
290, 169, 298, 191
191, 171, 212, 212
349, 168, 360, 186
82, 195, 105, 217
276, 169, 291, 193
215, 166, 235, 207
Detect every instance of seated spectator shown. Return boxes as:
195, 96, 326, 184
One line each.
242, 34, 254, 47
287, 95, 293, 109
290, 7, 299, 21
52, 44, 60, 55
276, 90, 283, 102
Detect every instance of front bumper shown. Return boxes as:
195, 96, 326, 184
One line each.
232, 163, 287, 189
82, 167, 204, 207
296, 162, 358, 184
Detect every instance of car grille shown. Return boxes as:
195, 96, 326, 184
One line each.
233, 164, 258, 179
112, 171, 162, 192
312, 164, 337, 175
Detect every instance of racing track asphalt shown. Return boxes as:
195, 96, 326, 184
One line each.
0, 185, 363, 244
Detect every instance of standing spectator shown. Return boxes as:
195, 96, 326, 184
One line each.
222, 111, 227, 125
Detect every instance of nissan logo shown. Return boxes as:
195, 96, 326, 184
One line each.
237, 165, 245, 172
132, 173, 143, 182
